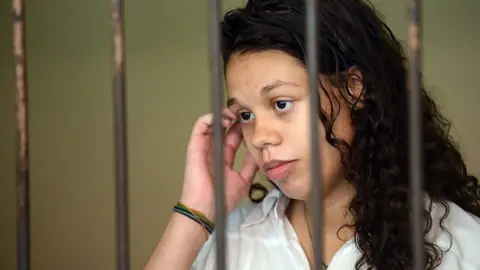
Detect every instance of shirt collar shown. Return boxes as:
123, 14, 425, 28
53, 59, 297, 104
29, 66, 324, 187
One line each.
242, 186, 290, 227
240, 188, 448, 247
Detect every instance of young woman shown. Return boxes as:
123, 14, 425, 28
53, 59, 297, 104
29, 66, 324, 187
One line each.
144, 0, 480, 269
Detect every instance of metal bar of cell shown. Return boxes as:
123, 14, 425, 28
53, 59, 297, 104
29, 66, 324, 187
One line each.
306, 0, 324, 269
111, 0, 130, 269
208, 0, 227, 269
12, 0, 30, 270
407, 0, 424, 269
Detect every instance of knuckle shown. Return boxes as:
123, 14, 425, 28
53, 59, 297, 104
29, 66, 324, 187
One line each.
195, 113, 212, 125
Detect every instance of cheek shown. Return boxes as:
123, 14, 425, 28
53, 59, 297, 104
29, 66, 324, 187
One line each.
331, 105, 355, 144
316, 106, 354, 179
240, 126, 263, 162
319, 92, 355, 144
240, 125, 252, 144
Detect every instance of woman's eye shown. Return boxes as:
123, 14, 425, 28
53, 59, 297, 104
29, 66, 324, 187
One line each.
274, 100, 293, 112
239, 111, 254, 122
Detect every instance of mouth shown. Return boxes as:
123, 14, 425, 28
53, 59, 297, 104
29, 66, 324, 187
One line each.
263, 160, 298, 182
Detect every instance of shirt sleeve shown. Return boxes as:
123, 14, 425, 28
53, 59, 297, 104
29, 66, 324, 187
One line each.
191, 232, 216, 270
190, 201, 257, 270
429, 201, 480, 270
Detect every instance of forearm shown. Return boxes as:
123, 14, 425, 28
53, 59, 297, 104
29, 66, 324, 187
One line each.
143, 212, 207, 270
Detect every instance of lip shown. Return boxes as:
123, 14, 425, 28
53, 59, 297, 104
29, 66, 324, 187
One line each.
264, 160, 297, 182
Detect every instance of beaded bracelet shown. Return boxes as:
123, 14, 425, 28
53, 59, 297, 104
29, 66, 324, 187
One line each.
173, 202, 215, 238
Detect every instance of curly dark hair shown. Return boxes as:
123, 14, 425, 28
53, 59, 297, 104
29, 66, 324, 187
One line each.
219, 0, 480, 269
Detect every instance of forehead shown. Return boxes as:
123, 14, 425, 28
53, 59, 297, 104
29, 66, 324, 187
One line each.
225, 50, 308, 96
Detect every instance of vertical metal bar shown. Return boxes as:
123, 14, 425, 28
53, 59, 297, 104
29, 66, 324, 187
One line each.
407, 0, 424, 269
12, 0, 30, 270
111, 0, 130, 269
208, 0, 226, 269
306, 0, 324, 269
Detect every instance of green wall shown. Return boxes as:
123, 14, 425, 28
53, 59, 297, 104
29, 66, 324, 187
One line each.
0, 0, 478, 269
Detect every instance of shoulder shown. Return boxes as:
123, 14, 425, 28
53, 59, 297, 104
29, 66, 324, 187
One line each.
428, 200, 480, 269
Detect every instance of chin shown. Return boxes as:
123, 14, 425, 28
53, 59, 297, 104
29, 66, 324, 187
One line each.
270, 176, 310, 201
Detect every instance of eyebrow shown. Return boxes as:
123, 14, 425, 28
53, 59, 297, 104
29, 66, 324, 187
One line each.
226, 80, 301, 107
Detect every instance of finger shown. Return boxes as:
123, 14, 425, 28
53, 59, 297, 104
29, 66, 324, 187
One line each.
206, 121, 237, 167
191, 113, 233, 137
224, 122, 243, 167
205, 109, 236, 135
222, 107, 236, 120
191, 108, 236, 136
239, 152, 259, 183
205, 118, 233, 134
189, 112, 235, 157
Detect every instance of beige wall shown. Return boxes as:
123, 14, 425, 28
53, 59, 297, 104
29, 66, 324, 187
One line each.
0, 0, 478, 269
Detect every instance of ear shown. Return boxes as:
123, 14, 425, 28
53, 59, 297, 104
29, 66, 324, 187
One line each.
347, 66, 365, 100
345, 66, 366, 109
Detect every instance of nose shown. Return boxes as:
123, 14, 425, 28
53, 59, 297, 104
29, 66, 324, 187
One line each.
250, 122, 282, 150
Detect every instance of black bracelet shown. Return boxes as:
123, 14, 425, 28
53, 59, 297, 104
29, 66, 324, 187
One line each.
173, 205, 215, 234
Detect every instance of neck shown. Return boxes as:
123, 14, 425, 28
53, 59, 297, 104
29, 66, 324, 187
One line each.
287, 181, 354, 265
286, 180, 356, 265
305, 182, 355, 236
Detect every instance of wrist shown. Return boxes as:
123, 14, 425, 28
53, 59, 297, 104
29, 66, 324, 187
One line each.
178, 197, 215, 221
174, 202, 214, 235
169, 212, 210, 243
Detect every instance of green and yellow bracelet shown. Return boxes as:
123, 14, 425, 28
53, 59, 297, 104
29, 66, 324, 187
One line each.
173, 202, 215, 237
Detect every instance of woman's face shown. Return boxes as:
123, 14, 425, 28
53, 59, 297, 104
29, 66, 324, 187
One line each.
225, 50, 360, 200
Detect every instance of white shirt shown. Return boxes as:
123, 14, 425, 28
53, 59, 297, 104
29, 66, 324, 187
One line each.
192, 187, 480, 270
